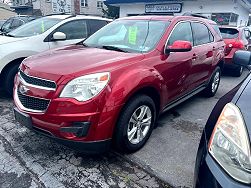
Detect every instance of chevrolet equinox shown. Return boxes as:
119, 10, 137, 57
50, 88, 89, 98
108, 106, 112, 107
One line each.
14, 15, 225, 154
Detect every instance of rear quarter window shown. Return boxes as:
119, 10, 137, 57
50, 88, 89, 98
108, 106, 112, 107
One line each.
219, 28, 239, 39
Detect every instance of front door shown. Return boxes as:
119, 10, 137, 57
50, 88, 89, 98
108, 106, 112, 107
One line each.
160, 21, 194, 102
48, 20, 88, 49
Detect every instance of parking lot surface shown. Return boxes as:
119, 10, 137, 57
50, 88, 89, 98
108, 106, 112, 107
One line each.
0, 93, 168, 188
124, 71, 248, 188
0, 71, 248, 188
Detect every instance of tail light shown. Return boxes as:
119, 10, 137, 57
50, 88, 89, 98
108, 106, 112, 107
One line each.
225, 41, 244, 55
231, 41, 245, 49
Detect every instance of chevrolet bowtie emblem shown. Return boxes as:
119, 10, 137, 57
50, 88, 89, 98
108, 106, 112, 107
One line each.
19, 85, 29, 95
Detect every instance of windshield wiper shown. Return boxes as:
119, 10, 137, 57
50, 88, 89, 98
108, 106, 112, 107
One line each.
101, 45, 129, 53
82, 42, 89, 47
5, 33, 15, 37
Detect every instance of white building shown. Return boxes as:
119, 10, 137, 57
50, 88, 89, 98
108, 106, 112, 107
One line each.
106, 0, 251, 26
11, 0, 106, 16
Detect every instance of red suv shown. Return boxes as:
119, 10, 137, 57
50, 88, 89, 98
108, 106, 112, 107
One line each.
14, 15, 225, 153
219, 26, 251, 77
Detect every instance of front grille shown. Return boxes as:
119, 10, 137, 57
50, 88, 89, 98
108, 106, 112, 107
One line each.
19, 70, 56, 89
17, 90, 50, 112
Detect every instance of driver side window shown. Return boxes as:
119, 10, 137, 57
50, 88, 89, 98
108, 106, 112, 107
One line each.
168, 22, 193, 45
54, 20, 88, 40
11, 19, 24, 29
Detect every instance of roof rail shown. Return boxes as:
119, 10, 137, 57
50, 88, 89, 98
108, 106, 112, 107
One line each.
75, 13, 108, 18
182, 12, 208, 19
45, 13, 72, 16
136, 13, 174, 16
44, 13, 76, 19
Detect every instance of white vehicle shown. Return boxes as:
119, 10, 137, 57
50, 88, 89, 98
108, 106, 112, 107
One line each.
0, 14, 111, 95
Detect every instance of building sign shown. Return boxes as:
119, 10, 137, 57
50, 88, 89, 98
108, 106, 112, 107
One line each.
145, 3, 182, 14
52, 0, 71, 13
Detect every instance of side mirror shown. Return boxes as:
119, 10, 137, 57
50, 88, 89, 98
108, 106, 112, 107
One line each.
165, 40, 192, 53
233, 50, 251, 67
244, 30, 251, 39
52, 32, 66, 41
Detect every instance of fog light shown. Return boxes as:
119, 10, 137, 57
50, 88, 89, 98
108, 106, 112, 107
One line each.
60, 122, 90, 138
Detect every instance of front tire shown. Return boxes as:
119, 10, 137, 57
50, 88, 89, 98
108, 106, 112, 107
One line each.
114, 95, 156, 153
203, 67, 221, 97
3, 64, 20, 96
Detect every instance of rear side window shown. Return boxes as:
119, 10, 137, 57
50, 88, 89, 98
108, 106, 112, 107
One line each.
88, 20, 108, 35
191, 22, 211, 46
212, 24, 222, 38
219, 28, 239, 39
168, 22, 193, 45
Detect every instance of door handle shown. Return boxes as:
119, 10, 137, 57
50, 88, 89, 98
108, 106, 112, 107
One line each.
212, 46, 216, 51
192, 54, 198, 60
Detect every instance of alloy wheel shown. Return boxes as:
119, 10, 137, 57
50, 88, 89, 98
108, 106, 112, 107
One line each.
212, 71, 220, 93
127, 105, 152, 145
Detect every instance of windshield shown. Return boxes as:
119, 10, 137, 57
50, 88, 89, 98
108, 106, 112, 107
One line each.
84, 20, 169, 53
0, 21, 5, 28
219, 28, 239, 39
8, 17, 61, 37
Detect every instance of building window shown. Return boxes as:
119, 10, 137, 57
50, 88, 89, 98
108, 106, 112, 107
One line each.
211, 13, 239, 26
97, 1, 103, 9
81, 0, 88, 7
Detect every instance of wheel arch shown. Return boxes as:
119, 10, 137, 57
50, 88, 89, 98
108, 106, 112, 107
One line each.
111, 85, 161, 139
0, 57, 26, 76
111, 86, 161, 150
0, 57, 26, 83
218, 59, 224, 71
124, 86, 161, 116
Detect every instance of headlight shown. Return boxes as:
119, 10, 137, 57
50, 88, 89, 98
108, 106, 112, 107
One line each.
209, 103, 251, 184
60, 72, 110, 102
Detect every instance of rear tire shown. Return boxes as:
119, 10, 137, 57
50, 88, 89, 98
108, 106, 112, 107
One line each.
232, 66, 243, 77
202, 67, 221, 98
3, 64, 20, 96
114, 95, 156, 153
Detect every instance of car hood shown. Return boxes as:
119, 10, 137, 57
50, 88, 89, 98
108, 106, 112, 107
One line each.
21, 45, 145, 83
235, 75, 251, 139
0, 35, 29, 45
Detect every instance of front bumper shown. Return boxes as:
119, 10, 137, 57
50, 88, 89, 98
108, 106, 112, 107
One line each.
13, 71, 123, 153
14, 107, 111, 154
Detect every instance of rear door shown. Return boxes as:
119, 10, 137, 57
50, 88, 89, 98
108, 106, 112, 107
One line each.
188, 22, 215, 90
48, 19, 88, 49
87, 19, 109, 36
